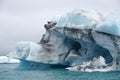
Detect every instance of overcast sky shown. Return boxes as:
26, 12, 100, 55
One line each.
0, 0, 120, 55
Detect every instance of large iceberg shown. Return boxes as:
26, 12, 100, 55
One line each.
8, 10, 120, 71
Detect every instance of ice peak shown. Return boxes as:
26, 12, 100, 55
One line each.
52, 9, 104, 29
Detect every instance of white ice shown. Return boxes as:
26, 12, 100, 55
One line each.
0, 56, 20, 63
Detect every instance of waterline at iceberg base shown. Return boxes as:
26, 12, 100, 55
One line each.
8, 10, 120, 72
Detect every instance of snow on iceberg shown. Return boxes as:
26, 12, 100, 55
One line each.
52, 9, 104, 29
0, 56, 20, 63
96, 12, 120, 36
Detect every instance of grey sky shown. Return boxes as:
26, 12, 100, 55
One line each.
0, 0, 120, 55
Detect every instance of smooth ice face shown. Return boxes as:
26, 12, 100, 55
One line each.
52, 9, 103, 29
96, 12, 120, 36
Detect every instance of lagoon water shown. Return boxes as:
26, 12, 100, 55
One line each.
0, 64, 120, 80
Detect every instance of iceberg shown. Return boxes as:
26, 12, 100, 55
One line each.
8, 10, 120, 71
0, 56, 20, 63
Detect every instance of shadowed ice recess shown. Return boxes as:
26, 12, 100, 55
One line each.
7, 9, 120, 72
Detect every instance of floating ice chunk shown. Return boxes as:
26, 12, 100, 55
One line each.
96, 12, 120, 36
0, 56, 20, 63
52, 9, 104, 29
